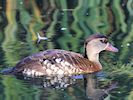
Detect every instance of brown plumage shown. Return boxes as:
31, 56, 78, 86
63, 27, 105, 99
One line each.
1, 34, 118, 77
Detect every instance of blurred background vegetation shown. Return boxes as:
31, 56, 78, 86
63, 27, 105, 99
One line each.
0, 0, 133, 100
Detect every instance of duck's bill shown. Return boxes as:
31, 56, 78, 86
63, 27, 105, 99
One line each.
105, 43, 119, 52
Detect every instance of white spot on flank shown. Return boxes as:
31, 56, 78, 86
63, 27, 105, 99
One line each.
35, 72, 39, 76
38, 72, 43, 76
46, 69, 52, 75
47, 63, 51, 67
64, 61, 71, 66
53, 67, 59, 72
31, 70, 35, 76
43, 60, 49, 65
50, 65, 55, 70
35, 72, 43, 76
26, 69, 31, 76
23, 69, 27, 74
55, 58, 62, 63
64, 66, 68, 71
68, 69, 73, 74
39, 59, 43, 62
61, 61, 66, 66
57, 69, 64, 75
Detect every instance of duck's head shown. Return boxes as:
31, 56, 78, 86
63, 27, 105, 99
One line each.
84, 34, 118, 60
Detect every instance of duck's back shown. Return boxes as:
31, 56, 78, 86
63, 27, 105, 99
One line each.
3, 49, 102, 77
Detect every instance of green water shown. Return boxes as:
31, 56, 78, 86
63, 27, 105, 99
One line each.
0, 0, 133, 100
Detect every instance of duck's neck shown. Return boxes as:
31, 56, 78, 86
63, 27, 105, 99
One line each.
84, 48, 101, 64
87, 52, 99, 62
83, 46, 103, 70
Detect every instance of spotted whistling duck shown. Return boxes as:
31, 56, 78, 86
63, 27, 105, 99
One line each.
1, 34, 118, 77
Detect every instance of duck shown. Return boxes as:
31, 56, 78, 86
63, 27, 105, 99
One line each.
1, 34, 118, 77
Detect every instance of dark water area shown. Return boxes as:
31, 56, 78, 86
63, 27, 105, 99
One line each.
0, 0, 133, 100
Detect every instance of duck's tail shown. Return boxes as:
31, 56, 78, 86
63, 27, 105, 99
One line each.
0, 67, 14, 75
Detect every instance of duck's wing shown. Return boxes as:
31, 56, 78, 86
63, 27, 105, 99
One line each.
12, 49, 101, 76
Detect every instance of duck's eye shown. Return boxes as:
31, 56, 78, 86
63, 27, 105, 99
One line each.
100, 40, 108, 44
104, 40, 108, 44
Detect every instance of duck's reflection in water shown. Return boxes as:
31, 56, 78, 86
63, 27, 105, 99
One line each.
15, 75, 77, 89
84, 73, 117, 100
15, 73, 117, 100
